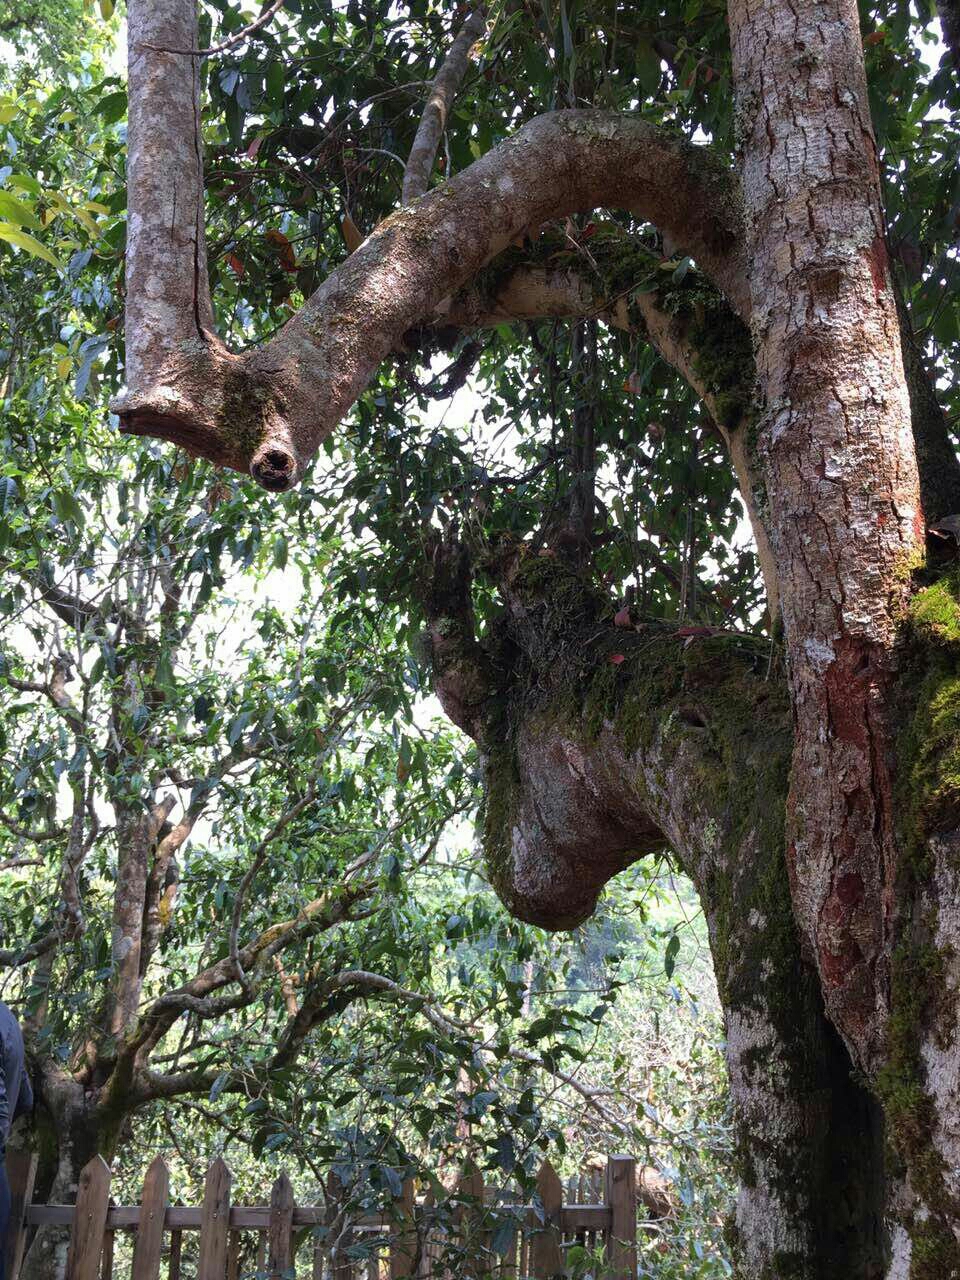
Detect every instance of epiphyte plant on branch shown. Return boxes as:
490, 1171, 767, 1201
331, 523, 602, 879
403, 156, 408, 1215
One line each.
113, 0, 960, 1274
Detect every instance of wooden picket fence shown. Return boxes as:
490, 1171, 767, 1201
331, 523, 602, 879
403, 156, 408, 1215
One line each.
3, 1150, 638, 1280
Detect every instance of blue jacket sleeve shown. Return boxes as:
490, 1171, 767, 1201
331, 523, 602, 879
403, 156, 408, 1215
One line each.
14, 1067, 32, 1120
0, 1051, 8, 1146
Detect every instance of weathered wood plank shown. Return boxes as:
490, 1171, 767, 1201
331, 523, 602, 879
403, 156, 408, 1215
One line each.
388, 1177, 415, 1280
530, 1159, 562, 1280
132, 1155, 170, 1280
24, 1200, 610, 1232
197, 1157, 231, 1280
65, 1155, 112, 1280
605, 1156, 636, 1280
3, 1148, 37, 1280
226, 1230, 241, 1280
100, 1227, 115, 1280
267, 1171, 295, 1278
168, 1228, 182, 1280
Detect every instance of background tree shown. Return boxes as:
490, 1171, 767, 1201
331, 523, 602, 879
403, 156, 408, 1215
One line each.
0, 15, 739, 1280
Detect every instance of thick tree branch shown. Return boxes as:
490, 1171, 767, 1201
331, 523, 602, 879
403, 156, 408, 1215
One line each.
402, 6, 486, 205
121, 0, 218, 410
116, 49, 747, 489
107, 795, 176, 1039
0, 813, 66, 843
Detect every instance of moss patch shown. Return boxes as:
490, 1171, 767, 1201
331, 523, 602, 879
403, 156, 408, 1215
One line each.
217, 365, 275, 459
876, 568, 960, 1274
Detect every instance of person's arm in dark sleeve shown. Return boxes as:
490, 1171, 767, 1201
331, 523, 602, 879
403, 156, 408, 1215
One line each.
0, 1059, 8, 1149
13, 1068, 32, 1121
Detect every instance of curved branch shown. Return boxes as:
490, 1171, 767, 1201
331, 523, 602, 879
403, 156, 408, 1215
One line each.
402, 6, 486, 204
444, 249, 778, 616
116, 108, 746, 489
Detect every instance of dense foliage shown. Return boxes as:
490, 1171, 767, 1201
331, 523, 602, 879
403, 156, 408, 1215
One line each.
0, 0, 957, 1274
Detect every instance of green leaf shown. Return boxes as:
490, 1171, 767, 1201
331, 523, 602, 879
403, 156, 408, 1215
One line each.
0, 191, 40, 230
209, 1073, 230, 1102
7, 174, 42, 197
0, 224, 60, 268
93, 91, 127, 124
266, 60, 285, 107
53, 489, 84, 527
636, 41, 662, 98
0, 477, 17, 515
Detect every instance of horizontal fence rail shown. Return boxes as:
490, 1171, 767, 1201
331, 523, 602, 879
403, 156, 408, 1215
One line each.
5, 1152, 640, 1280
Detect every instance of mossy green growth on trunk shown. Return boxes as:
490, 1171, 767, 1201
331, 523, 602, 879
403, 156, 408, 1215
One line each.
876, 568, 960, 1275
216, 364, 275, 457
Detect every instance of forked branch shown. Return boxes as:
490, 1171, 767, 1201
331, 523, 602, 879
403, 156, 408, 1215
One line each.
117, 0, 747, 493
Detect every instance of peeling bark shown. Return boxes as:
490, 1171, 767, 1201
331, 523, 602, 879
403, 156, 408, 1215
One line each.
123, 0, 218, 392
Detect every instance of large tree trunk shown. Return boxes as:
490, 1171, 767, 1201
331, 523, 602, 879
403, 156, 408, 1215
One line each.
421, 541, 887, 1278
728, 0, 960, 1267
114, 0, 960, 1271
16, 1070, 127, 1280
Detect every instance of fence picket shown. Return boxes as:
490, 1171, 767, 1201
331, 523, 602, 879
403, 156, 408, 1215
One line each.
530, 1160, 562, 1280
132, 1155, 170, 1280
197, 1157, 232, 1280
100, 1227, 115, 1280
168, 1228, 182, 1280
389, 1177, 415, 1280
267, 1171, 295, 1278
65, 1155, 112, 1280
10, 1150, 641, 1280
3, 1149, 37, 1280
226, 1230, 241, 1280
606, 1156, 636, 1280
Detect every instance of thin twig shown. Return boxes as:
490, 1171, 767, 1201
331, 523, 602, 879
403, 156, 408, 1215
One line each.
141, 0, 285, 58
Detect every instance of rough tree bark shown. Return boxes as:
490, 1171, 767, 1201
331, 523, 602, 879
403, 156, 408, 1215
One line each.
418, 537, 886, 1278
114, 0, 960, 1273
